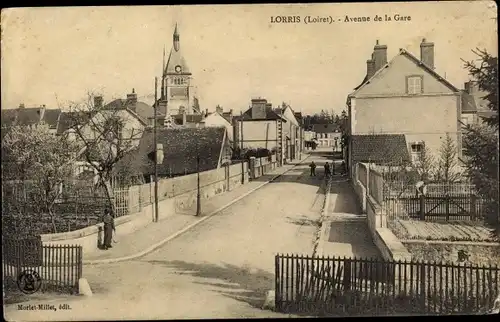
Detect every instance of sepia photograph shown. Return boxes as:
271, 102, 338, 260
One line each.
1, 1, 499, 320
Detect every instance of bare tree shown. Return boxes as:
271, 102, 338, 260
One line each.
66, 91, 144, 213
435, 133, 462, 184
2, 124, 80, 233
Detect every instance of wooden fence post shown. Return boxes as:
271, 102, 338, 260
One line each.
343, 258, 352, 291
275, 255, 280, 311
419, 194, 425, 220
419, 264, 426, 312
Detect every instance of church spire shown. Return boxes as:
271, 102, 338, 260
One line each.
173, 23, 180, 51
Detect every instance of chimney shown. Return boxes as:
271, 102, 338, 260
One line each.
94, 96, 103, 108
216, 105, 223, 114
229, 109, 233, 115
366, 59, 376, 79
373, 40, 388, 72
464, 80, 478, 95
205, 108, 209, 117
420, 38, 434, 69
19, 103, 25, 108
265, 103, 273, 112
127, 88, 138, 112
251, 98, 267, 119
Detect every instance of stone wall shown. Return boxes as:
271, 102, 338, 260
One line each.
41, 159, 267, 254
403, 240, 500, 266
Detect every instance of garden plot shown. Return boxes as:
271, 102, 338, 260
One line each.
390, 219, 498, 243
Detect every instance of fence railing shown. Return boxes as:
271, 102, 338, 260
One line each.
354, 163, 485, 222
3, 238, 83, 295
275, 254, 500, 316
385, 194, 485, 222
386, 182, 477, 198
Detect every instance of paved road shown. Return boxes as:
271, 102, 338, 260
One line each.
5, 153, 334, 320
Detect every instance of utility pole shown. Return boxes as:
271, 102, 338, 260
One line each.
153, 77, 159, 223
240, 110, 244, 184
196, 154, 201, 216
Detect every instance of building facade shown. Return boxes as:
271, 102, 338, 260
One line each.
234, 98, 288, 164
347, 39, 462, 172
202, 108, 234, 142
311, 124, 342, 150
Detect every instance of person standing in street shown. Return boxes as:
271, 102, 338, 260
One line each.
102, 208, 116, 250
324, 162, 331, 179
309, 161, 317, 176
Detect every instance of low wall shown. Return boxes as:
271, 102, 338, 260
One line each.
352, 178, 367, 213
366, 195, 411, 262
41, 161, 252, 254
403, 240, 500, 266
352, 163, 412, 262
249, 156, 278, 179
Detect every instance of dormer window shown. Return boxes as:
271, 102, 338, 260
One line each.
407, 76, 423, 95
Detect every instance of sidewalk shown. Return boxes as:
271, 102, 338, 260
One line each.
319, 175, 381, 259
84, 154, 310, 263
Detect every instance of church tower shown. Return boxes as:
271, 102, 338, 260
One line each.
161, 23, 196, 116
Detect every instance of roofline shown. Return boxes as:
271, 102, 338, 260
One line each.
240, 118, 287, 122
102, 100, 148, 126
350, 48, 460, 97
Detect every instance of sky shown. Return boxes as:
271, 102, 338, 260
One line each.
1, 2, 497, 116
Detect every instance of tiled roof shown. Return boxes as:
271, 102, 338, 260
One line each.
294, 112, 303, 125
461, 91, 477, 113
312, 123, 341, 133
57, 111, 93, 135
42, 109, 62, 128
221, 112, 233, 123
1, 107, 62, 129
103, 99, 152, 125
240, 107, 287, 121
1, 109, 18, 127
351, 134, 410, 164
114, 127, 226, 177
16, 108, 43, 126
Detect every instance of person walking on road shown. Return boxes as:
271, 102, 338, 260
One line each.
309, 161, 317, 176
324, 162, 331, 179
102, 208, 116, 250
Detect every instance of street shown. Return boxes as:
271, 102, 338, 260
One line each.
5, 152, 340, 320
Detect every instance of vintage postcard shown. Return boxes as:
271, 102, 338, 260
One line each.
2, 2, 499, 320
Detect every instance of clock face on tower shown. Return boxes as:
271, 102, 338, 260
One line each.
175, 65, 182, 73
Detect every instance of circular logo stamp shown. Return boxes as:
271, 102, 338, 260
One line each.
17, 269, 42, 294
